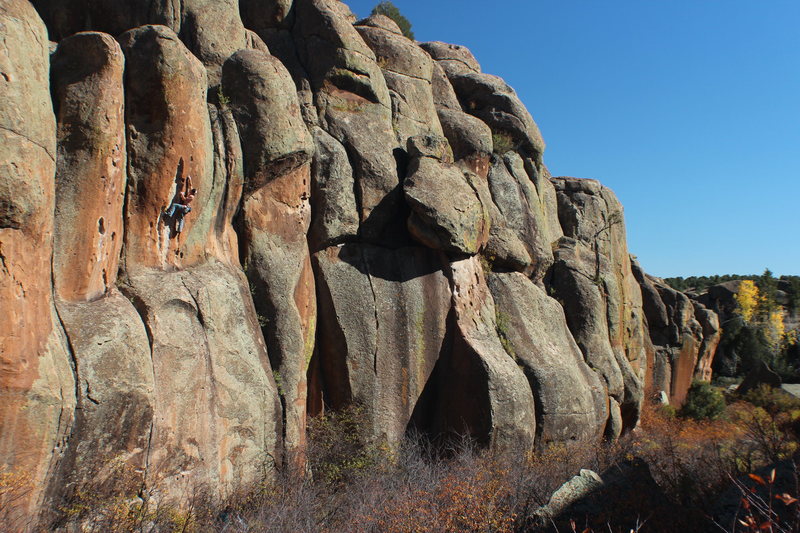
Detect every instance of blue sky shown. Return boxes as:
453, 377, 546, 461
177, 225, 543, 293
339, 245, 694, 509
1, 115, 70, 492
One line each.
346, 0, 800, 277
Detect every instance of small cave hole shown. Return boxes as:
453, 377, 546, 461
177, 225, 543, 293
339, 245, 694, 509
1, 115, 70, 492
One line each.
111, 232, 116, 241
98, 217, 105, 234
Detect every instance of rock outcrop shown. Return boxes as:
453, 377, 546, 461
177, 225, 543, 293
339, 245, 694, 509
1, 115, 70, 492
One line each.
632, 262, 709, 404
0, 0, 720, 526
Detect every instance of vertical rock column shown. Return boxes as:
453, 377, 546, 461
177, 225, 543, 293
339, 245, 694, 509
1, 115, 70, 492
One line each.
487, 272, 608, 445
118, 24, 214, 271
313, 244, 451, 446
638, 272, 705, 405
355, 14, 444, 146
550, 177, 645, 434
293, 0, 401, 243
32, 0, 248, 86
0, 0, 75, 521
117, 25, 281, 498
223, 49, 316, 464
48, 32, 155, 504
693, 304, 720, 383
435, 256, 536, 450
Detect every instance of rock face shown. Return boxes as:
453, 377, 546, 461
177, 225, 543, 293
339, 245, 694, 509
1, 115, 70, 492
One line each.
488, 272, 607, 444
51, 32, 126, 302
436, 256, 537, 450
549, 177, 649, 431
314, 244, 451, 445
32, 0, 248, 84
1, 0, 720, 526
118, 24, 215, 270
632, 262, 708, 404
403, 135, 489, 255
223, 48, 315, 463
119, 265, 281, 497
48, 31, 155, 512
0, 0, 75, 519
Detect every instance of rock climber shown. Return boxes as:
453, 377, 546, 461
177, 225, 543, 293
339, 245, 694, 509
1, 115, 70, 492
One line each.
164, 175, 197, 235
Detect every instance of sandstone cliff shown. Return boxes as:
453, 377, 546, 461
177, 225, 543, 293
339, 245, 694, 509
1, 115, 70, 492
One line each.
0, 0, 718, 523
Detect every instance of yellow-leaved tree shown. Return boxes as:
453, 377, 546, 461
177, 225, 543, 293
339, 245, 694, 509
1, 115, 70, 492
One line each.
764, 310, 786, 350
735, 279, 760, 324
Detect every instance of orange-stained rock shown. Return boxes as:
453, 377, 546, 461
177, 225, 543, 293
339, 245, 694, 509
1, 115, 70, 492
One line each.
694, 304, 721, 382
117, 25, 214, 271
51, 32, 126, 302
631, 261, 711, 406
47, 32, 156, 517
0, 0, 75, 522
205, 104, 246, 265
241, 165, 316, 463
32, 0, 247, 85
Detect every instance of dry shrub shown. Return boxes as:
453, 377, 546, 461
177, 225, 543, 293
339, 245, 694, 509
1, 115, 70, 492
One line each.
21, 398, 800, 532
0, 468, 34, 531
352, 443, 517, 533
632, 401, 744, 508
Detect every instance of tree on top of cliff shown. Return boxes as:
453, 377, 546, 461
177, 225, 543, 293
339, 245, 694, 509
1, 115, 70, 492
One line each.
371, 1, 415, 40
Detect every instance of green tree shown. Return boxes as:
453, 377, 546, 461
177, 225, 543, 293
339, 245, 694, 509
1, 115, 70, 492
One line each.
371, 1, 415, 40
781, 275, 800, 315
680, 381, 726, 420
756, 268, 779, 320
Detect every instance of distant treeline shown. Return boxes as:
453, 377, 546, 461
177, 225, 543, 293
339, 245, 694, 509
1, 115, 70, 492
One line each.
665, 273, 800, 292
664, 274, 759, 292
664, 272, 800, 315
